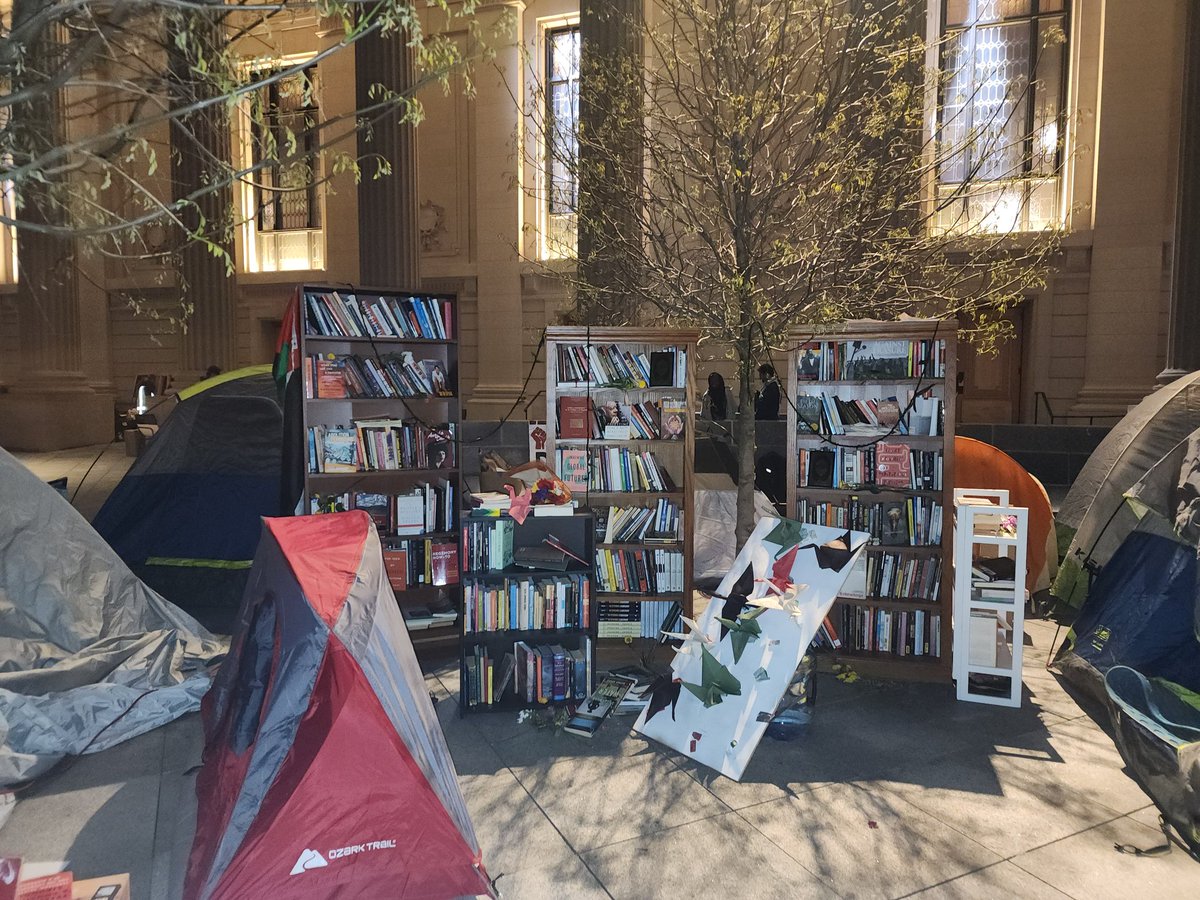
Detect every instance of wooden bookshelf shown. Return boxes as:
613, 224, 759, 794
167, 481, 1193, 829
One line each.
544, 326, 698, 654
786, 319, 957, 682
459, 511, 596, 713
296, 283, 463, 655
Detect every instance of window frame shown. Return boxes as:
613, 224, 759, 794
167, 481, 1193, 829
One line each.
234, 54, 327, 275
934, 0, 1071, 235
538, 18, 581, 261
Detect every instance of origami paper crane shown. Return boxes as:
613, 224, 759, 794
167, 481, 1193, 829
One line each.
643, 674, 683, 724
796, 529, 856, 572
715, 606, 766, 663
661, 615, 714, 657
681, 645, 742, 708
715, 593, 751, 640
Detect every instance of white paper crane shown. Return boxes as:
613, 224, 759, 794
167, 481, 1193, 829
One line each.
661, 615, 714, 657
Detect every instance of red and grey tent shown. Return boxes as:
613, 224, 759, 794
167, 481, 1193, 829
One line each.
185, 511, 492, 899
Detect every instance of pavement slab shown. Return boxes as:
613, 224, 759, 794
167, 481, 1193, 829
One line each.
581, 811, 840, 900
907, 861, 1072, 899
737, 782, 1002, 899
1010, 815, 1199, 900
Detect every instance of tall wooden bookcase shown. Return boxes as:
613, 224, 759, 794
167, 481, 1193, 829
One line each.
297, 283, 463, 655
786, 319, 957, 682
544, 326, 698, 657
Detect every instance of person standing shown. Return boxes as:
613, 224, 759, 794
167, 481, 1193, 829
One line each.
755, 364, 780, 420
702, 371, 733, 420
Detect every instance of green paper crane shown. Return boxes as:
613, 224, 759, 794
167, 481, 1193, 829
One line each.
682, 645, 743, 708
715, 605, 766, 664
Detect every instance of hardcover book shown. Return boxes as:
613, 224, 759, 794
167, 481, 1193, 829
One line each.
807, 449, 836, 488
563, 673, 637, 738
315, 356, 347, 398
323, 428, 358, 473
430, 541, 459, 586
874, 443, 912, 488
558, 396, 593, 439
797, 343, 822, 381
659, 397, 686, 441
557, 449, 588, 491
648, 350, 676, 387
795, 395, 824, 433
880, 501, 909, 545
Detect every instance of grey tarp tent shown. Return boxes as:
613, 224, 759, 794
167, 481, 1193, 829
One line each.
0, 447, 224, 785
1054, 371, 1200, 607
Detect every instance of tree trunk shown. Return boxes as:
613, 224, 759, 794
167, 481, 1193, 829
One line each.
734, 348, 757, 547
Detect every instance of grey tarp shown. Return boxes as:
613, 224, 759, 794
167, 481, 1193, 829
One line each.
0, 447, 225, 786
692, 472, 780, 582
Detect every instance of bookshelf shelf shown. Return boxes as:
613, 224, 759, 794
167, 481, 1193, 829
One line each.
303, 335, 455, 346
788, 319, 957, 682
296, 283, 464, 658
459, 512, 596, 714
546, 326, 698, 654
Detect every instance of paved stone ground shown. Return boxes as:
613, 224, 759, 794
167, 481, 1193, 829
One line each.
9, 440, 134, 522
2, 449, 1197, 897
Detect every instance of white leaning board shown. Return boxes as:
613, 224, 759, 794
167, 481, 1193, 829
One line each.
633, 518, 868, 780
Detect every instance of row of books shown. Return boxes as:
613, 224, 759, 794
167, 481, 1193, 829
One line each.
796, 338, 947, 382
797, 445, 943, 491
304, 290, 452, 340
464, 574, 591, 632
304, 353, 452, 400
383, 539, 459, 589
555, 447, 677, 493
837, 604, 943, 657
594, 500, 682, 544
555, 343, 688, 388
309, 481, 456, 537
597, 600, 681, 639
594, 548, 684, 595
841, 551, 942, 603
307, 421, 456, 473
463, 640, 593, 707
796, 496, 943, 547
795, 391, 942, 436
556, 395, 686, 441
809, 615, 846, 651
462, 517, 515, 573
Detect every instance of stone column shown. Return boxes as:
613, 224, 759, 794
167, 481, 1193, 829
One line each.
356, 29, 421, 288
0, 3, 112, 449
170, 19, 237, 380
467, 1, 528, 420
1160, 0, 1200, 383
577, 0, 642, 323
1071, 2, 1187, 418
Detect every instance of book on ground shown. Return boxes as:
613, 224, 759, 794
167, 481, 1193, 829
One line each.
563, 673, 637, 737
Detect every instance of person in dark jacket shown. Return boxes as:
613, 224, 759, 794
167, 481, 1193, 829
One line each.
755, 364, 780, 420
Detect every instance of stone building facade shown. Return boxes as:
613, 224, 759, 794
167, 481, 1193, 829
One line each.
0, 0, 1195, 449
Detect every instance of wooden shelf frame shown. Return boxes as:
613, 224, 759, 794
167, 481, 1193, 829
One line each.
297, 282, 464, 656
786, 319, 957, 682
545, 326, 699, 649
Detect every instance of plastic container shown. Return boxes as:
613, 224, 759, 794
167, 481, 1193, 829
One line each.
765, 653, 815, 742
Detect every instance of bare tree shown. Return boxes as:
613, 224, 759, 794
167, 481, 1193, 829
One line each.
525, 0, 1065, 542
0, 0, 497, 322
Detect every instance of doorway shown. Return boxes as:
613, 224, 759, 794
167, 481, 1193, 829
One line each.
957, 307, 1026, 424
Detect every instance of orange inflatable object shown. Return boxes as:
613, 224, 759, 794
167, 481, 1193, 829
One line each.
954, 437, 1056, 593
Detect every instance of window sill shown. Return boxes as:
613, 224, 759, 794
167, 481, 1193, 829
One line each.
237, 269, 329, 286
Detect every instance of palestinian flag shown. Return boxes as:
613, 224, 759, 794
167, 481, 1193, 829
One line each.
275, 287, 306, 515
